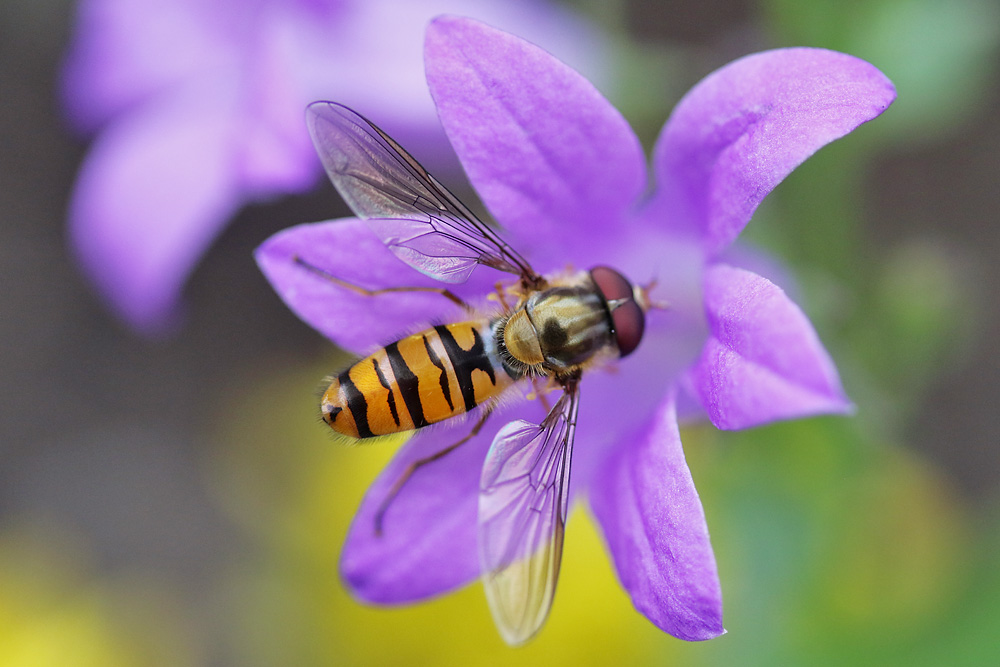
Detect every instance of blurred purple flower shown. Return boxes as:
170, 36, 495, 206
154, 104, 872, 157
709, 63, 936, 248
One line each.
256, 17, 894, 640
61, 0, 608, 333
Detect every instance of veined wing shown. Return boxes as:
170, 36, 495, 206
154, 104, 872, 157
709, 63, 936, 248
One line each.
306, 101, 535, 284
478, 383, 580, 646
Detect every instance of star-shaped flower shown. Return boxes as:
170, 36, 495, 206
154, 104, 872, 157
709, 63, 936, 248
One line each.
61, 0, 606, 333
256, 16, 894, 642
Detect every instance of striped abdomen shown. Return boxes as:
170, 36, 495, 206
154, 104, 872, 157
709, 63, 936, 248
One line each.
321, 321, 515, 438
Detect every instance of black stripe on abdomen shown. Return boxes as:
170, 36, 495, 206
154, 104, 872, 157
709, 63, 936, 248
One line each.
435, 325, 496, 412
423, 334, 454, 412
372, 358, 400, 428
339, 370, 374, 438
384, 341, 429, 429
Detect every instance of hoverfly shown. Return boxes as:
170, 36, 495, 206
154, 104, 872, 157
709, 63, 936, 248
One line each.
299, 101, 651, 645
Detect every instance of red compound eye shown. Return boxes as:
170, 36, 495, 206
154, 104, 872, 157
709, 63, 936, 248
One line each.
590, 265, 645, 358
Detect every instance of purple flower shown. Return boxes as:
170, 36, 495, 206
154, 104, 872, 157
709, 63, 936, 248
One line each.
62, 0, 607, 333
256, 17, 895, 642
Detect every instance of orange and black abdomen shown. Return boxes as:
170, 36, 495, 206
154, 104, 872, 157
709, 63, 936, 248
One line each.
321, 321, 514, 438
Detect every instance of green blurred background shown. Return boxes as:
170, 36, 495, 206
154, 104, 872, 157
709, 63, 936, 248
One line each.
2, 0, 999, 664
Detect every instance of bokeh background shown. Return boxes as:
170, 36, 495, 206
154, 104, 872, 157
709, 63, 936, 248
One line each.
2, 0, 999, 664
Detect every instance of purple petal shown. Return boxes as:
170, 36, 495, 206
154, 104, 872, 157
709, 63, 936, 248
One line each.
589, 390, 724, 641
650, 48, 895, 254
570, 324, 700, 490
340, 422, 481, 602
235, 26, 321, 194
566, 236, 711, 491
424, 16, 646, 267
255, 218, 500, 354
716, 240, 801, 305
341, 400, 547, 603
69, 90, 241, 333
64, 1, 616, 334
61, 0, 229, 133
297, 0, 612, 121
692, 264, 852, 430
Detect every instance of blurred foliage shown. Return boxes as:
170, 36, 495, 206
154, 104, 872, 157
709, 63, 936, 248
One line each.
682, 419, 974, 666
763, 0, 1000, 139
0, 524, 196, 667
745, 0, 992, 436
721, 4, 1000, 661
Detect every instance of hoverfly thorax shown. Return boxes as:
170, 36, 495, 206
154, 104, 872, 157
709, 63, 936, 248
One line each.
500, 266, 647, 377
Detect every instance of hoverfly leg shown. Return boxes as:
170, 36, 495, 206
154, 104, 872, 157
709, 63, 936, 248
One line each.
493, 281, 513, 313
293, 255, 470, 310
528, 376, 553, 413
374, 408, 493, 536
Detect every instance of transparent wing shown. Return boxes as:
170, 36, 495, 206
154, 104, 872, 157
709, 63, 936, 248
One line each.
306, 101, 536, 284
478, 384, 580, 646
